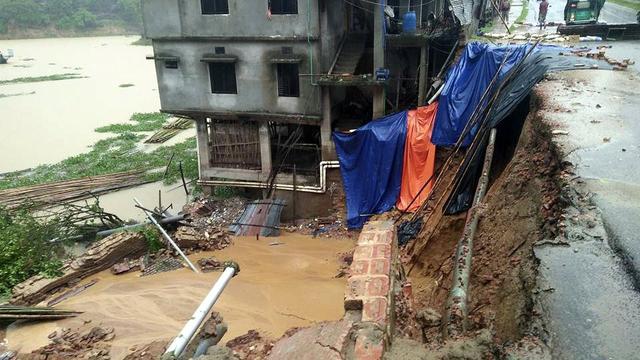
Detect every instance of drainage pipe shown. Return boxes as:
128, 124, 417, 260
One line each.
443, 128, 497, 338
134, 197, 198, 273
198, 161, 340, 194
163, 263, 239, 358
95, 215, 185, 238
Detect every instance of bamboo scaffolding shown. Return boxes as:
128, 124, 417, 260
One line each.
0, 171, 150, 209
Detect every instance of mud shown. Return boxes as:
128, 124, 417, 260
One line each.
5, 234, 353, 359
401, 95, 564, 350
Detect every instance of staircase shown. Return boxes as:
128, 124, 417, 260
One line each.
329, 34, 367, 75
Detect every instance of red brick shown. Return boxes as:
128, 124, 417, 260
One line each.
345, 276, 366, 310
353, 245, 374, 261
366, 275, 390, 297
368, 258, 390, 275
354, 334, 384, 360
358, 231, 393, 246
371, 244, 391, 259
351, 260, 369, 276
362, 297, 388, 324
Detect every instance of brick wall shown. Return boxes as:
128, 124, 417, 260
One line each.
345, 220, 397, 360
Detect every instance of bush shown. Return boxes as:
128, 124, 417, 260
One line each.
0, 206, 64, 296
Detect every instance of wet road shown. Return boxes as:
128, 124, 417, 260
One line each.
526, 0, 637, 25
536, 62, 640, 358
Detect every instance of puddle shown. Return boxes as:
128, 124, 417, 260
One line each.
6, 233, 353, 359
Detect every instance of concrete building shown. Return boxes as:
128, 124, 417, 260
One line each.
142, 0, 471, 195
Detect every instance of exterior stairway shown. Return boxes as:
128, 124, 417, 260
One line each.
330, 33, 367, 75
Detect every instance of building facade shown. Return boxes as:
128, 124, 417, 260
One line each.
142, 0, 466, 192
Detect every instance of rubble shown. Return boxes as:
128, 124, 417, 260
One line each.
197, 257, 224, 273
18, 326, 115, 360
174, 226, 232, 251
225, 330, 273, 360
11, 232, 147, 305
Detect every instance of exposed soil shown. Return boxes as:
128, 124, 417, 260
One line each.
399, 95, 565, 352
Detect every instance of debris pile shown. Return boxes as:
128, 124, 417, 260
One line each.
122, 341, 167, 360
224, 330, 273, 359
174, 226, 232, 251
197, 257, 224, 273
11, 232, 146, 305
20, 326, 115, 360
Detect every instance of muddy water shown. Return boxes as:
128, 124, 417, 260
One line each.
0, 36, 160, 173
6, 234, 353, 359
0, 36, 192, 214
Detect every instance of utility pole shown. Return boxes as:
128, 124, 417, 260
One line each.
373, 0, 386, 118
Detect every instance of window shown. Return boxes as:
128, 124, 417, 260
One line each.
215, 47, 225, 54
209, 62, 237, 94
270, 0, 298, 14
201, 0, 228, 14
277, 63, 299, 97
164, 60, 178, 69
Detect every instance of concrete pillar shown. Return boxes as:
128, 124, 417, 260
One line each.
259, 123, 272, 178
373, 0, 386, 119
195, 118, 212, 196
321, 87, 337, 161
195, 118, 211, 177
417, 44, 430, 106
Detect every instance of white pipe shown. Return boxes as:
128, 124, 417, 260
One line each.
134, 197, 199, 273
198, 161, 340, 194
428, 83, 444, 104
164, 266, 236, 357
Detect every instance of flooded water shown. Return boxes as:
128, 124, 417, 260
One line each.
5, 234, 353, 359
0, 35, 191, 214
0, 36, 160, 173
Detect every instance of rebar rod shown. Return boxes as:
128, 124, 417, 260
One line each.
443, 128, 497, 338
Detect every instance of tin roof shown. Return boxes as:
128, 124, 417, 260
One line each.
450, 0, 474, 25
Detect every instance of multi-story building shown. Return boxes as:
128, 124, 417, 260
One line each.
142, 0, 471, 197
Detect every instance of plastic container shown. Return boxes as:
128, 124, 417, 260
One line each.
403, 11, 417, 33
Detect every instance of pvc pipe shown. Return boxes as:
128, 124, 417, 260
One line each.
427, 83, 444, 104
164, 266, 237, 357
443, 128, 497, 338
198, 161, 340, 194
133, 198, 198, 273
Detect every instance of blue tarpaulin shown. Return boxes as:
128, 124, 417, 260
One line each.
333, 111, 408, 229
431, 42, 531, 147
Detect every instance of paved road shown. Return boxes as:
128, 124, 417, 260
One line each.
535, 50, 640, 359
526, 0, 637, 25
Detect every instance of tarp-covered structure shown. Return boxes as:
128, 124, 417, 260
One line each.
397, 104, 438, 212
441, 42, 607, 213
334, 111, 408, 229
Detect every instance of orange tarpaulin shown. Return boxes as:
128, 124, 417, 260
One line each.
396, 103, 438, 212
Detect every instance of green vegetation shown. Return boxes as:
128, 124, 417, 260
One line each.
0, 112, 198, 191
480, 20, 496, 34
0, 205, 64, 296
141, 225, 163, 253
0, 0, 142, 36
608, 0, 640, 10
0, 73, 86, 85
95, 112, 169, 133
510, 0, 529, 32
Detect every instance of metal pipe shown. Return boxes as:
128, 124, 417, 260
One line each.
443, 128, 497, 338
193, 322, 227, 357
164, 265, 238, 357
197, 161, 340, 194
134, 198, 198, 273
96, 215, 185, 238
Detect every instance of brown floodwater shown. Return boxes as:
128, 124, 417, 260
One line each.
0, 36, 160, 173
5, 233, 353, 359
0, 35, 191, 215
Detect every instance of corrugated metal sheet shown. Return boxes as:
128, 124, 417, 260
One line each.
229, 199, 286, 237
450, 0, 475, 25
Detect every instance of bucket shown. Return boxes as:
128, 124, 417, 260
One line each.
403, 11, 417, 33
